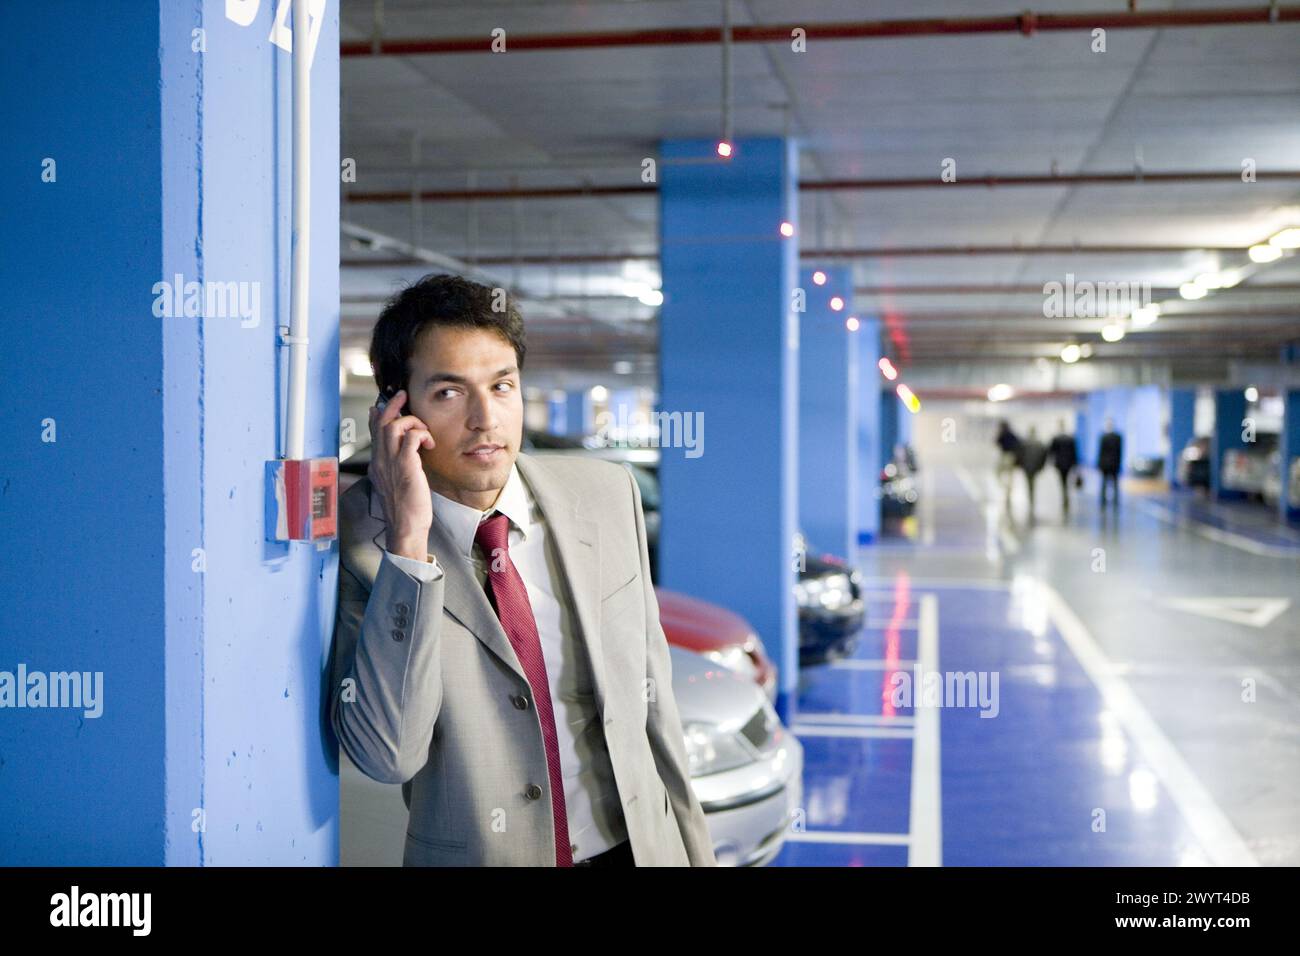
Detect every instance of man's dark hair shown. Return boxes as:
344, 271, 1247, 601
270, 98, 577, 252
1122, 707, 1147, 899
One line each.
368, 273, 526, 397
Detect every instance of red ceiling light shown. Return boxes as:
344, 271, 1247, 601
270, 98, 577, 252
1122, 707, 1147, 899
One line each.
717, 141, 733, 158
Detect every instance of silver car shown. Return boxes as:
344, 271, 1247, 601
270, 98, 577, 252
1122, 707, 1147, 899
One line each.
339, 644, 802, 867
670, 646, 804, 867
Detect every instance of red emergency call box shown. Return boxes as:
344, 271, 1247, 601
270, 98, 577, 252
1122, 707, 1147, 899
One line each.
269, 457, 338, 542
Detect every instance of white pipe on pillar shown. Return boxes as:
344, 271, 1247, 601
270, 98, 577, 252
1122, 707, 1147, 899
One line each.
285, 0, 312, 461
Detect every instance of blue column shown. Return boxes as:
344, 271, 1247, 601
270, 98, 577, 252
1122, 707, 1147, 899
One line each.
1211, 389, 1249, 500
547, 393, 567, 434
658, 136, 799, 719
1167, 388, 1196, 487
797, 266, 857, 562
1124, 384, 1162, 471
856, 320, 882, 544
897, 396, 914, 448
0, 2, 339, 864
880, 389, 901, 468
1281, 389, 1300, 523
1084, 388, 1131, 469
565, 389, 591, 437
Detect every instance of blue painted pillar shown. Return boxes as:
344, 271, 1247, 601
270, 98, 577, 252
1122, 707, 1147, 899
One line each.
565, 389, 591, 437
856, 321, 882, 544
1281, 389, 1300, 523
1167, 388, 1196, 486
658, 136, 799, 719
600, 388, 641, 443
1124, 384, 1162, 471
897, 397, 914, 448
1085, 388, 1131, 469
547, 393, 567, 434
1211, 389, 1249, 500
797, 266, 857, 562
0, 2, 340, 864
880, 389, 901, 467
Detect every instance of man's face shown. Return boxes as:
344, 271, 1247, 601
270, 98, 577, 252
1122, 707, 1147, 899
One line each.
402, 325, 523, 509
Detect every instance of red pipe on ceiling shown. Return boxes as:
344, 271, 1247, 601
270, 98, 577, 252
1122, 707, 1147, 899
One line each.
342, 6, 1298, 56
343, 170, 1300, 204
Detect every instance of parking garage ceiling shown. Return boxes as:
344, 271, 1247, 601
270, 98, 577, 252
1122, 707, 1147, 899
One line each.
338, 0, 1300, 387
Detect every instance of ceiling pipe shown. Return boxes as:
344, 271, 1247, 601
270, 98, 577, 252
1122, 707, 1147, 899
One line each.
341, 243, 1250, 267
340, 5, 1299, 56
854, 283, 1300, 295
343, 169, 1300, 204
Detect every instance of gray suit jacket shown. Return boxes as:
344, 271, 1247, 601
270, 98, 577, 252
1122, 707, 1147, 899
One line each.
329, 451, 717, 866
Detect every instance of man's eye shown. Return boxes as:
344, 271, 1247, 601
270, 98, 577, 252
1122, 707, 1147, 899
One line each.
435, 388, 458, 399
495, 381, 515, 392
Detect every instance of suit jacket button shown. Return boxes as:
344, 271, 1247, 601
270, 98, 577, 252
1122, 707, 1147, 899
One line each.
395, 602, 411, 615
391, 629, 406, 642
525, 784, 543, 800
512, 694, 529, 710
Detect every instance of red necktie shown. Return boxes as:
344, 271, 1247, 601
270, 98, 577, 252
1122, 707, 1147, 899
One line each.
475, 511, 573, 867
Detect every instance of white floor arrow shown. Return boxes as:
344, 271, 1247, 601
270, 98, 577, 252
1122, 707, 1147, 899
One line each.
1158, 596, 1291, 628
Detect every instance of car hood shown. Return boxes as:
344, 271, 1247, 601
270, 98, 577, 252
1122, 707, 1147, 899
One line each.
668, 645, 768, 726
655, 587, 754, 652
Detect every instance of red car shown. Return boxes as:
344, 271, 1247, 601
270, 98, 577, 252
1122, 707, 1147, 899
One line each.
655, 587, 777, 701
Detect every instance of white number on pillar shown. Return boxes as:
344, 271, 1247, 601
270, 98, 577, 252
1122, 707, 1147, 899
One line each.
225, 0, 259, 27
269, 0, 328, 70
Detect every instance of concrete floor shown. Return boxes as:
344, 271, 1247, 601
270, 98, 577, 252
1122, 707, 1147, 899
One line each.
772, 448, 1300, 867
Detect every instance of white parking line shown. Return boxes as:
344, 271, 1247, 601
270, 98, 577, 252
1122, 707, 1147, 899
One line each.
796, 713, 916, 726
921, 465, 936, 545
786, 830, 911, 846
792, 724, 916, 739
831, 658, 918, 670
954, 466, 983, 503
859, 619, 920, 630
908, 593, 943, 866
1137, 500, 1300, 560
1038, 580, 1259, 867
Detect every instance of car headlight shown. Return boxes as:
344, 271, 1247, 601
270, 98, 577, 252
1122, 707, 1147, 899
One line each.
798, 572, 853, 610
681, 722, 755, 776
794, 578, 815, 606
704, 644, 758, 680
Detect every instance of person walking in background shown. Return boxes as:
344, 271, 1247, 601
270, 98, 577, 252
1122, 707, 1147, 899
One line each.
1018, 426, 1049, 521
994, 420, 1021, 509
1097, 417, 1124, 508
1048, 420, 1079, 516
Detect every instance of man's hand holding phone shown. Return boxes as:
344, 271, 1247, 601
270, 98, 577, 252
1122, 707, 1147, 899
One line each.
368, 389, 435, 561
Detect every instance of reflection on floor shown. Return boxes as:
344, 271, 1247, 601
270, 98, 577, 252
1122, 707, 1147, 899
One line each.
770, 463, 1298, 867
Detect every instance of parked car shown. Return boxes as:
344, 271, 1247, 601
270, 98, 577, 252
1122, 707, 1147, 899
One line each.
668, 645, 803, 866
1263, 449, 1282, 507
1177, 436, 1211, 490
338, 641, 801, 867
879, 461, 919, 517
1222, 432, 1280, 498
536, 436, 868, 666
1130, 455, 1164, 478
657, 587, 776, 701
793, 532, 865, 666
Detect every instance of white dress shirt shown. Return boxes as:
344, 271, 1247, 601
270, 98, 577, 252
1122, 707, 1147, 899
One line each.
382, 463, 628, 862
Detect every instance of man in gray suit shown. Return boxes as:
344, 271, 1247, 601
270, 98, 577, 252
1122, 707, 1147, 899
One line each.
329, 274, 716, 867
